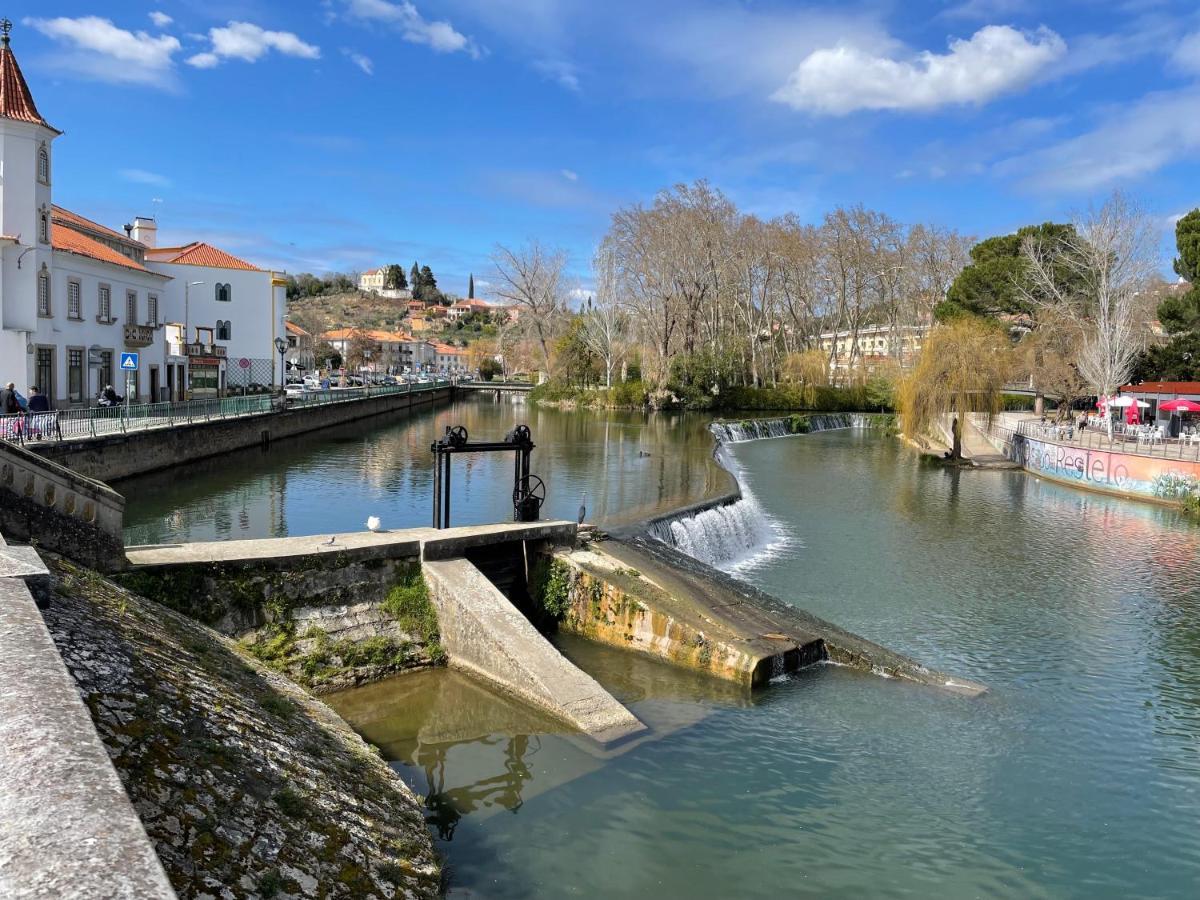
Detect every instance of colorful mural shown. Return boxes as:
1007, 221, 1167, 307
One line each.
1009, 434, 1200, 503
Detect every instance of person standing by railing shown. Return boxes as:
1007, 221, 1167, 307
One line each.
1, 382, 19, 415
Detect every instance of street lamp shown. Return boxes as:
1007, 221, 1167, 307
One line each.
274, 336, 287, 395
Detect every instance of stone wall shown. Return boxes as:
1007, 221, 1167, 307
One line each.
34, 386, 451, 483
0, 439, 126, 572
37, 554, 440, 897
115, 546, 442, 693
0, 538, 174, 899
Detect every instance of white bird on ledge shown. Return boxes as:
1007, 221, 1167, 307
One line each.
366, 516, 381, 532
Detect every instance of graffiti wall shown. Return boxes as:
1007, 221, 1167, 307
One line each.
1009, 434, 1200, 502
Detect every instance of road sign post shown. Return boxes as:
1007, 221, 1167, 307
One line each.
120, 352, 139, 411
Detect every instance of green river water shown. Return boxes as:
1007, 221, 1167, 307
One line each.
122, 401, 1200, 898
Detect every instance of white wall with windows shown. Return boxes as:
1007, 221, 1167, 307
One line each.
24, 252, 172, 406
149, 263, 286, 383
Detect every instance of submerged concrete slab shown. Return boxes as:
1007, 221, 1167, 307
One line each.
423, 556, 645, 745
596, 535, 987, 697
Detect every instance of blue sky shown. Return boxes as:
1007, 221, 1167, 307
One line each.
15, 0, 1200, 296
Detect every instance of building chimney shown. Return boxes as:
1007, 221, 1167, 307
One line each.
130, 216, 157, 248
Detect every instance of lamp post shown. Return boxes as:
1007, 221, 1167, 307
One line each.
274, 336, 287, 396
183, 281, 204, 401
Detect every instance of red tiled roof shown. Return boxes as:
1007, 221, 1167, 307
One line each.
147, 242, 261, 271
0, 44, 59, 133
320, 328, 414, 342
1121, 382, 1200, 395
52, 224, 166, 276
285, 320, 309, 336
51, 206, 135, 244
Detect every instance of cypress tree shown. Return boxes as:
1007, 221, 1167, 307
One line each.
468, 273, 475, 299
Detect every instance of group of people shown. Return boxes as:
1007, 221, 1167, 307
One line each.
0, 382, 50, 414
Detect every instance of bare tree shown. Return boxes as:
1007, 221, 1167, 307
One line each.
491, 241, 568, 375
1020, 192, 1159, 404
580, 247, 630, 388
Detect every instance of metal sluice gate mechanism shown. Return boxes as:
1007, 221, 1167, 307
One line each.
430, 424, 544, 529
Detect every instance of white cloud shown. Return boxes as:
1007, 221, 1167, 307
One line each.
187, 21, 320, 68
345, 0, 479, 57
149, 11, 173, 28
341, 48, 374, 74
997, 87, 1200, 192
24, 15, 181, 86
772, 25, 1066, 115
533, 58, 580, 91
1172, 31, 1200, 75
120, 168, 171, 187
560, 168, 579, 181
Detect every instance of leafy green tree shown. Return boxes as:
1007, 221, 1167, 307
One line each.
384, 264, 407, 290
1131, 333, 1200, 382
410, 261, 420, 292
899, 318, 1012, 460
936, 223, 1077, 321
1174, 209, 1200, 283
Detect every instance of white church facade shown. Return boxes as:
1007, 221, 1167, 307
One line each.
0, 30, 286, 407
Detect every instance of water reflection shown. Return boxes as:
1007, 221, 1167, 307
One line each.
122, 400, 729, 544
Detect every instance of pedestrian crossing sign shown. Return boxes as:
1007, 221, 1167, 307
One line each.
120, 352, 139, 371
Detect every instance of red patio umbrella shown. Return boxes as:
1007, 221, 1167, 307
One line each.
1160, 399, 1200, 412
1125, 401, 1140, 425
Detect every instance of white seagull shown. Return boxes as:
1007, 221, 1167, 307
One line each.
366, 516, 382, 532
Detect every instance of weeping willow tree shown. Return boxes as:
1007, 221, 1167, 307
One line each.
899, 318, 1012, 459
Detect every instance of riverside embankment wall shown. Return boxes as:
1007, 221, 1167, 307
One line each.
34, 386, 451, 483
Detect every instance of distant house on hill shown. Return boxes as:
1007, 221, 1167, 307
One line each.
359, 266, 413, 301
446, 298, 492, 322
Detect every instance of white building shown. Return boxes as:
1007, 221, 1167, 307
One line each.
814, 323, 929, 381
145, 238, 287, 397
0, 31, 286, 405
359, 266, 412, 300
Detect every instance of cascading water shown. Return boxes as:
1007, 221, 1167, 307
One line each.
651, 414, 869, 570
710, 413, 867, 443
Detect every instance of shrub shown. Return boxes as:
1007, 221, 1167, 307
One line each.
382, 569, 440, 646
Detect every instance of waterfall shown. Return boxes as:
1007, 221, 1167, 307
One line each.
649, 496, 779, 568
709, 413, 867, 443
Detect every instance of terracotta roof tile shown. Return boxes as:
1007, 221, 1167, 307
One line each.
147, 242, 261, 271
1121, 382, 1200, 395
0, 45, 59, 133
51, 206, 135, 244
52, 224, 166, 276
285, 320, 309, 336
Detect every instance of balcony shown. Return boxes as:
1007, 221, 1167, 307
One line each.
186, 342, 227, 359
123, 324, 155, 347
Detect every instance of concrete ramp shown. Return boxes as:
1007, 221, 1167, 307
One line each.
423, 557, 645, 746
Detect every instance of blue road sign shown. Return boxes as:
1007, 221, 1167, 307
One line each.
120, 352, 139, 371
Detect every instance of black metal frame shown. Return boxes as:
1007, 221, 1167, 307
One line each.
430, 424, 540, 528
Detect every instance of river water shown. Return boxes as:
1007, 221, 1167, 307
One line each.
123, 403, 1200, 897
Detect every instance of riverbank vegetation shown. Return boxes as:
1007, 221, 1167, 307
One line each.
491, 183, 1193, 438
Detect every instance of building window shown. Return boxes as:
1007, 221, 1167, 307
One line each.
38, 270, 51, 316
39, 211, 50, 243
216, 283, 232, 303
147, 294, 158, 326
98, 285, 111, 321
216, 320, 231, 341
38, 146, 50, 184
126, 290, 137, 323
98, 350, 113, 391
68, 348, 84, 403
36, 348, 53, 402
68, 281, 82, 320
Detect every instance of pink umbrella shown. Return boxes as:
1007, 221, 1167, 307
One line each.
1160, 399, 1200, 412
